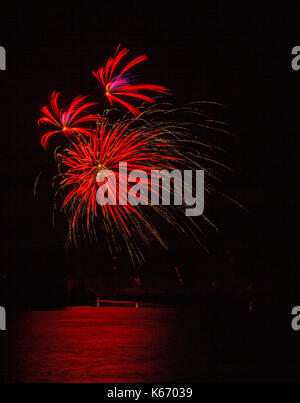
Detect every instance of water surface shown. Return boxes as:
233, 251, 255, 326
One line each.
0, 305, 299, 382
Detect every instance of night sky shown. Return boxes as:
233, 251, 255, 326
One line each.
1, 2, 299, 304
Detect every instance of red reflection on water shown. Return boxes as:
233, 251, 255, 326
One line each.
4, 306, 200, 383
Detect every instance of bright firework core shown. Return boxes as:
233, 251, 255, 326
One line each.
95, 162, 204, 217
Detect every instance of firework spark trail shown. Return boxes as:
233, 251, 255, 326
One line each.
174, 266, 184, 287
93, 44, 171, 116
38, 91, 101, 148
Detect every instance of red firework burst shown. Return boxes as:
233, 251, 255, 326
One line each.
38, 91, 101, 148
92, 44, 171, 116
57, 119, 178, 235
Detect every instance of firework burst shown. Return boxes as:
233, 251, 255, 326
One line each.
38, 91, 101, 148
37, 45, 234, 265
51, 101, 228, 264
93, 44, 171, 116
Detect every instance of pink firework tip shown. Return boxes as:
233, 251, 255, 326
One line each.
92, 44, 171, 116
38, 91, 102, 149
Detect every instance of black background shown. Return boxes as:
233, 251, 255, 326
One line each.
0, 2, 299, 303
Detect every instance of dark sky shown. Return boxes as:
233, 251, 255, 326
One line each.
1, 2, 299, 296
